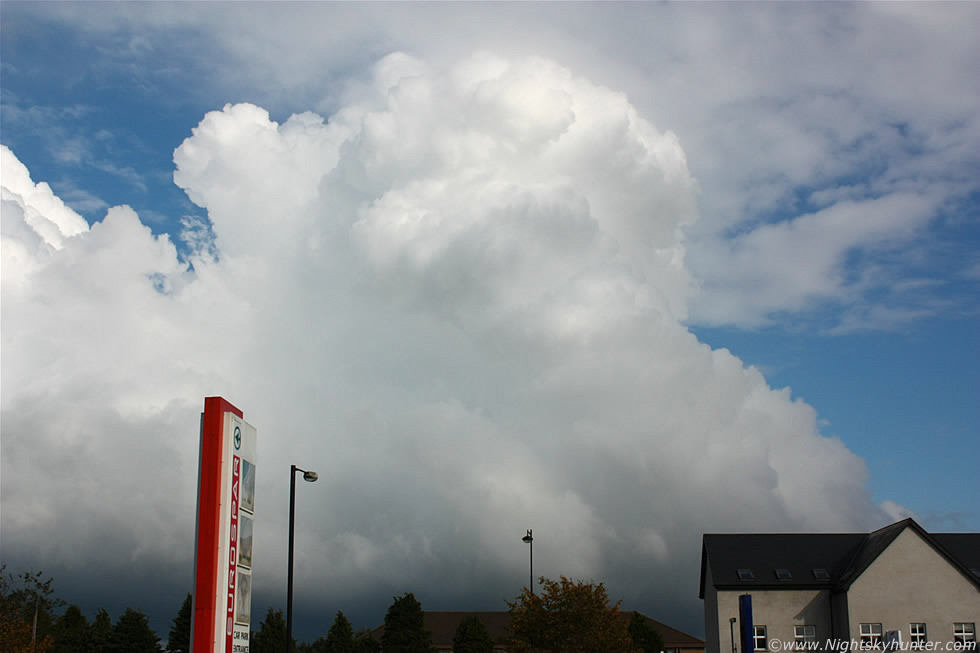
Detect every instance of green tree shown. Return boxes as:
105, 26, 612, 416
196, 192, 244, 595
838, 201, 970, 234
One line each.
507, 576, 633, 653
166, 593, 192, 653
452, 615, 494, 653
0, 566, 32, 652
380, 593, 432, 653
0, 565, 64, 651
252, 607, 290, 653
0, 569, 41, 652
105, 607, 161, 653
298, 638, 326, 653
628, 612, 665, 653
52, 604, 91, 653
323, 611, 355, 653
353, 627, 381, 653
90, 608, 113, 651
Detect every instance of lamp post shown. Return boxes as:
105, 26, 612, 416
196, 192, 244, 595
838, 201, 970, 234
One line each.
287, 464, 318, 653
522, 529, 533, 594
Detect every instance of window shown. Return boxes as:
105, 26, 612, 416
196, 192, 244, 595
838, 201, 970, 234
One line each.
775, 568, 793, 580
795, 625, 816, 648
909, 624, 926, 649
737, 568, 755, 580
812, 568, 830, 580
953, 624, 976, 650
861, 624, 883, 649
754, 626, 769, 651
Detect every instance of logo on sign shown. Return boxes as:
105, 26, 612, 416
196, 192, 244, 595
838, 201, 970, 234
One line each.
234, 426, 241, 450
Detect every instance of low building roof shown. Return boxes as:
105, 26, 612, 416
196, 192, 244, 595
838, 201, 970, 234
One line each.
368, 609, 705, 649
699, 518, 980, 598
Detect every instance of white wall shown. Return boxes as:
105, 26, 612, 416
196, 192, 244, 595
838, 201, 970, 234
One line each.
847, 528, 980, 646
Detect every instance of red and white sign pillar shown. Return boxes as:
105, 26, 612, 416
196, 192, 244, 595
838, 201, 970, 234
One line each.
191, 397, 257, 653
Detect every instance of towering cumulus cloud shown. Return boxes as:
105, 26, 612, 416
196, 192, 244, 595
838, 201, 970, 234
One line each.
1, 53, 891, 624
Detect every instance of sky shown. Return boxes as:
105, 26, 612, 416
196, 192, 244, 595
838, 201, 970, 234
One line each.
1, 1, 978, 644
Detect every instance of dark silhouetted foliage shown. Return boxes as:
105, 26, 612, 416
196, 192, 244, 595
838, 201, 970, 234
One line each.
52, 604, 91, 653
90, 608, 113, 651
324, 611, 355, 653
0, 565, 63, 653
166, 593, 192, 653
105, 607, 161, 653
629, 612, 665, 653
353, 627, 382, 653
380, 593, 432, 653
452, 614, 494, 653
252, 607, 291, 653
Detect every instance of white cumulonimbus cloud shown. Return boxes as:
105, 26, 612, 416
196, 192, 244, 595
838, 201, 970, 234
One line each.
1, 52, 894, 626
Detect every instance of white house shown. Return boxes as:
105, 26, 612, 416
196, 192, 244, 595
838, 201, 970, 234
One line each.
700, 519, 979, 653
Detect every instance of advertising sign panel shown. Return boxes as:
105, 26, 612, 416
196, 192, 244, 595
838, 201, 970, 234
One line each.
191, 397, 257, 653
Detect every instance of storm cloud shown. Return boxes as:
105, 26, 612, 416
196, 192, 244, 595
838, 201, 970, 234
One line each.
0, 51, 901, 636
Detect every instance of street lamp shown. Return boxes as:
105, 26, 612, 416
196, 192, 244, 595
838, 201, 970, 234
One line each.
287, 465, 318, 653
522, 529, 533, 594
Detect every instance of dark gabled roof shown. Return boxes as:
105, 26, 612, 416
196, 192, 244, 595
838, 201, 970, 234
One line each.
629, 611, 706, 648
700, 518, 980, 598
368, 611, 512, 645
368, 610, 705, 649
836, 518, 911, 587
699, 532, 865, 597
933, 533, 980, 577
425, 611, 512, 645
838, 519, 980, 590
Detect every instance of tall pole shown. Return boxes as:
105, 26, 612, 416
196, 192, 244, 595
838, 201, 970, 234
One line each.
529, 534, 533, 594
31, 593, 38, 653
286, 464, 317, 653
522, 529, 534, 595
287, 465, 297, 653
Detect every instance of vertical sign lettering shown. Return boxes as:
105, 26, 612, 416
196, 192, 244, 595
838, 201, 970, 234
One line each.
226, 455, 241, 651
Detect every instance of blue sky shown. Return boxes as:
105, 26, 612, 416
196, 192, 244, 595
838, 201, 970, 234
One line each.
2, 1, 978, 643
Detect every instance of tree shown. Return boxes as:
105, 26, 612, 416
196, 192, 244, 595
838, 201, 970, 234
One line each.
52, 604, 91, 653
0, 565, 65, 652
90, 608, 113, 651
353, 627, 382, 653
105, 607, 161, 653
507, 576, 633, 653
252, 607, 290, 653
628, 612, 665, 653
380, 593, 432, 653
166, 593, 192, 653
0, 565, 61, 653
323, 611, 355, 653
0, 566, 33, 653
452, 614, 494, 653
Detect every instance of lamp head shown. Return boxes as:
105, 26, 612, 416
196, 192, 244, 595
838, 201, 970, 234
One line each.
302, 471, 318, 482
522, 529, 533, 543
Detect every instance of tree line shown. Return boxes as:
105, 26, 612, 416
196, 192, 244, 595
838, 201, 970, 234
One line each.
2, 565, 663, 652
1, 566, 160, 652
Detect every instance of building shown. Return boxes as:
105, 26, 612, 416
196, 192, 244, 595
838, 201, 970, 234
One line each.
641, 612, 707, 653
368, 609, 705, 652
699, 519, 980, 653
